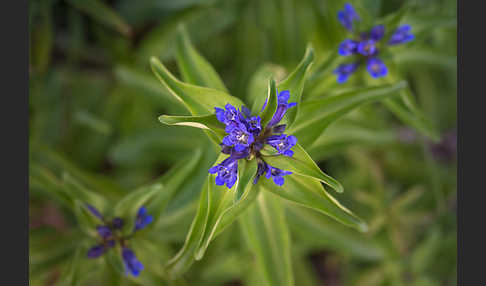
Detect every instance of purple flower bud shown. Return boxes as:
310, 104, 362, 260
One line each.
122, 247, 144, 277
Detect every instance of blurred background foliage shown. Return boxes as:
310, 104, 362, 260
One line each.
29, 0, 456, 285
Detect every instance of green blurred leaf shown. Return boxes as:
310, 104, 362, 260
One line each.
260, 173, 367, 232
166, 157, 260, 277
175, 25, 228, 92
263, 143, 344, 193
289, 81, 407, 147
67, 0, 132, 37
286, 206, 383, 260
150, 57, 244, 116
113, 182, 164, 235
278, 44, 315, 128
57, 244, 86, 286
239, 192, 294, 286
105, 247, 125, 276
248, 64, 287, 114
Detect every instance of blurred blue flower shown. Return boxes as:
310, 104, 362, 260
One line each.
369, 25, 385, 41
122, 247, 144, 277
134, 206, 153, 231
366, 58, 388, 78
85, 204, 103, 220
338, 39, 358, 56
333, 62, 360, 83
338, 3, 360, 31
357, 39, 378, 56
389, 25, 415, 45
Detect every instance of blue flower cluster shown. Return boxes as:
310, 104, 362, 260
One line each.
209, 90, 298, 188
86, 204, 153, 277
334, 3, 415, 83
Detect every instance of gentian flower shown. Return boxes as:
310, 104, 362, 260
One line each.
85, 203, 103, 220
333, 62, 360, 83
335, 4, 413, 82
338, 39, 358, 56
122, 247, 144, 277
266, 134, 297, 157
209, 90, 298, 188
267, 90, 297, 128
134, 206, 153, 231
265, 165, 293, 186
366, 58, 388, 78
209, 156, 239, 188
338, 3, 360, 31
388, 25, 415, 45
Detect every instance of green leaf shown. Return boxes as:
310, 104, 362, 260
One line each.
158, 114, 226, 141
260, 78, 278, 127
277, 44, 315, 128
239, 192, 294, 286
260, 173, 367, 232
150, 57, 244, 116
247, 64, 287, 114
66, 0, 132, 37
234, 159, 259, 203
56, 245, 85, 286
263, 143, 344, 193
288, 81, 407, 147
166, 158, 260, 277
147, 149, 203, 220
286, 206, 383, 260
105, 247, 125, 276
383, 97, 440, 141
175, 25, 228, 92
113, 182, 164, 235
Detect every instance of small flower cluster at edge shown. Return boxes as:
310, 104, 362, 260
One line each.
85, 204, 153, 277
209, 90, 298, 188
334, 3, 415, 83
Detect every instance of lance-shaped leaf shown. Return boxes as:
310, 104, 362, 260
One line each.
166, 158, 260, 277
248, 64, 287, 114
158, 114, 226, 142
260, 173, 367, 232
147, 149, 203, 220
260, 78, 278, 127
263, 143, 344, 193
105, 246, 126, 276
66, 0, 131, 37
175, 25, 228, 92
286, 206, 383, 260
288, 81, 408, 147
277, 44, 314, 128
113, 183, 164, 235
383, 97, 440, 141
239, 192, 294, 286
150, 57, 243, 116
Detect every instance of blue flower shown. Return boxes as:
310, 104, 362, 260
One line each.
266, 165, 293, 186
388, 25, 414, 45
122, 247, 144, 277
266, 134, 297, 157
369, 25, 385, 41
112, 217, 124, 229
253, 161, 269, 184
357, 39, 378, 56
267, 90, 297, 127
223, 121, 255, 152
97, 225, 113, 239
333, 62, 359, 83
215, 104, 240, 125
209, 156, 239, 188
338, 39, 358, 56
338, 3, 360, 31
366, 58, 388, 78
87, 244, 108, 258
134, 207, 153, 231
